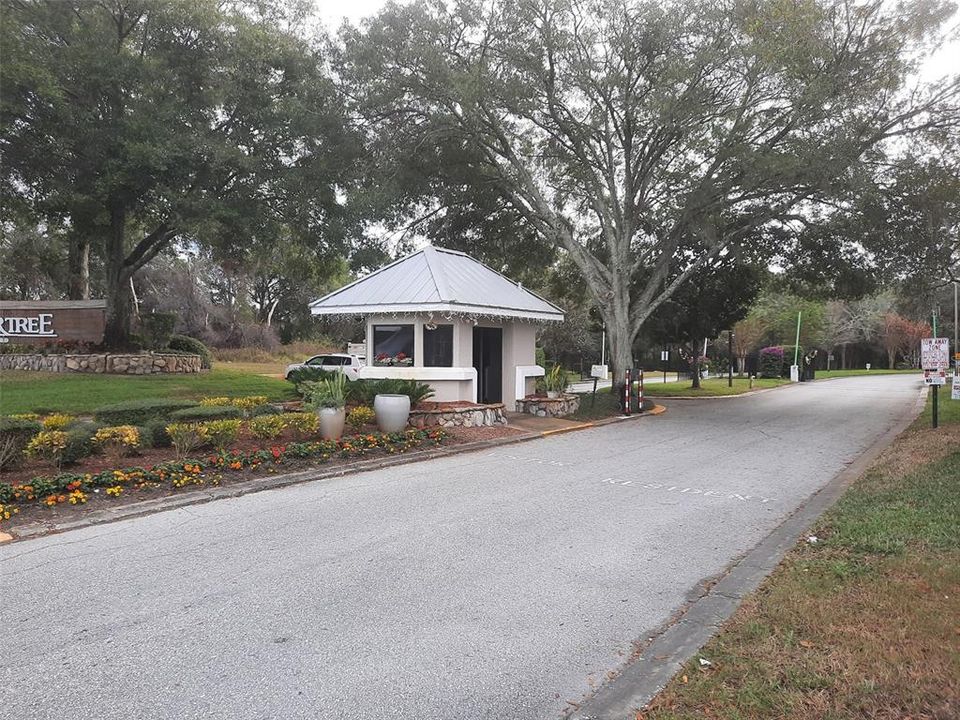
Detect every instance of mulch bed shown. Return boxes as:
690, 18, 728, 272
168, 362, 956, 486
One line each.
0, 423, 530, 534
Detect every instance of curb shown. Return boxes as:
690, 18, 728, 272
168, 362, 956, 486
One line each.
570, 384, 927, 719
2, 407, 667, 543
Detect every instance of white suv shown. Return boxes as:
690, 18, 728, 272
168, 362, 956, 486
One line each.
285, 353, 364, 380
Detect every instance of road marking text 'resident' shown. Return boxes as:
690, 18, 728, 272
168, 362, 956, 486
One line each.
600, 477, 774, 504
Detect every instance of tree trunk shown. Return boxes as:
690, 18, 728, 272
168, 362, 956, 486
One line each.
607, 318, 634, 411
841, 343, 848, 370
690, 339, 702, 389
67, 235, 91, 300
886, 349, 896, 369
103, 207, 132, 348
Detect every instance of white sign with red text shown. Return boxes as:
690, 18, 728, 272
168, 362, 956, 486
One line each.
921, 337, 950, 371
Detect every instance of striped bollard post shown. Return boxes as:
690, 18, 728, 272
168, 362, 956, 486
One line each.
623, 368, 632, 415
638, 368, 644, 412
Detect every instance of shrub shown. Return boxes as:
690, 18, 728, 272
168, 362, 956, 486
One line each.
95, 398, 199, 426
283, 412, 318, 438
199, 397, 231, 407
0, 417, 42, 470
249, 414, 286, 440
142, 418, 172, 448
543, 364, 568, 393
10, 412, 39, 421
141, 312, 177, 350
338, 378, 434, 407
62, 423, 99, 465
758, 346, 785, 378
231, 396, 268, 415
168, 334, 213, 369
42, 413, 74, 430
344, 378, 376, 406
347, 406, 375, 431
200, 419, 242, 452
304, 374, 346, 410
93, 426, 141, 457
250, 404, 281, 417
781, 345, 803, 374
169, 405, 242, 422
287, 366, 335, 386
369, 378, 434, 406
166, 423, 207, 460
25, 430, 68, 468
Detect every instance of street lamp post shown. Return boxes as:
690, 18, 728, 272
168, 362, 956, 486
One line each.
954, 281, 958, 372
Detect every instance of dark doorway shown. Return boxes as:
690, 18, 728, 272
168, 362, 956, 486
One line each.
472, 327, 503, 403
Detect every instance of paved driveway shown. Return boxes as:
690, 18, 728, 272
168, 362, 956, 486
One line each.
1, 375, 922, 719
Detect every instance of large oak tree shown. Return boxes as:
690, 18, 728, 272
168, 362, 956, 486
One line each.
2, 0, 354, 345
338, 0, 959, 388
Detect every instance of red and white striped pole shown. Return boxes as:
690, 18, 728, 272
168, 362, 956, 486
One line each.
638, 368, 644, 412
623, 368, 632, 415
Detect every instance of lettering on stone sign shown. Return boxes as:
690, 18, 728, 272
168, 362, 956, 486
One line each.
0, 313, 57, 338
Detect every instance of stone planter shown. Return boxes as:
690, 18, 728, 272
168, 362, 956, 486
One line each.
407, 403, 507, 429
374, 394, 411, 433
317, 407, 346, 440
515, 393, 581, 418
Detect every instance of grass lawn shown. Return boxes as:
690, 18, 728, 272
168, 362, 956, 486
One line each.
0, 368, 296, 415
213, 360, 288, 377
644, 387, 960, 719
815, 368, 919, 380
644, 377, 789, 396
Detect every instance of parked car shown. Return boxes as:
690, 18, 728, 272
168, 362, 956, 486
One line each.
285, 353, 365, 381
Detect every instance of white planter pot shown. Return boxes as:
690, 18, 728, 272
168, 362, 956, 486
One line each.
546, 390, 560, 399
317, 406, 346, 440
374, 394, 411, 433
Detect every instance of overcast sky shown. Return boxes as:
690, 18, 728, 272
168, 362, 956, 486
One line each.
313, 0, 958, 83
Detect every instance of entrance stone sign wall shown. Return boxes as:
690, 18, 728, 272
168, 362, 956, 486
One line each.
0, 353, 202, 374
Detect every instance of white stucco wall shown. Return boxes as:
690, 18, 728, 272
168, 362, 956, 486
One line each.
362, 314, 540, 403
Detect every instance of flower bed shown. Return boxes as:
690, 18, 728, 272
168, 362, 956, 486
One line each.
0, 428, 446, 529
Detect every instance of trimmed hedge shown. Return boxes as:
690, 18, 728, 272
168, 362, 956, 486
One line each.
62, 422, 98, 465
95, 398, 199, 426
141, 418, 172, 448
169, 405, 243, 422
250, 404, 282, 417
168, 335, 213, 369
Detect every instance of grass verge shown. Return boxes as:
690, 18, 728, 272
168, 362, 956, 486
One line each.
0, 368, 296, 415
644, 377, 789, 397
644, 388, 960, 720
815, 368, 919, 380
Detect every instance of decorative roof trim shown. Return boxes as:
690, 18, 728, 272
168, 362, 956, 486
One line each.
310, 302, 563, 322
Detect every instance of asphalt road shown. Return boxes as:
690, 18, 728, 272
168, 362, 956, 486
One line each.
1, 374, 922, 720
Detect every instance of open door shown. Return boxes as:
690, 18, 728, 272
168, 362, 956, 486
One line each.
472, 327, 503, 403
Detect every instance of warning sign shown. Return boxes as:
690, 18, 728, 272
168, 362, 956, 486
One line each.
925, 369, 947, 386
921, 338, 950, 371
953, 373, 960, 400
